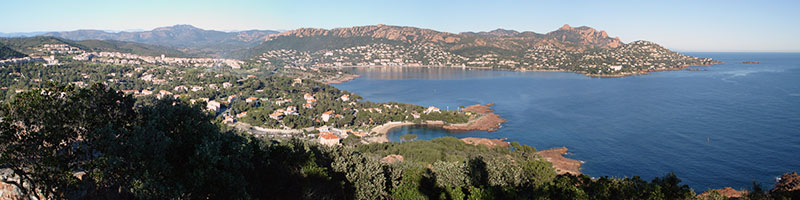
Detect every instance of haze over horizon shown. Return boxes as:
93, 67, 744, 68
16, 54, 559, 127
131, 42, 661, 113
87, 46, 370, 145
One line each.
2, 0, 799, 52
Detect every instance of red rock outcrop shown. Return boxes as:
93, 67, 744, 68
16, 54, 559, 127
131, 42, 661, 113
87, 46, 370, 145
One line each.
696, 187, 747, 199
771, 172, 800, 193
442, 104, 506, 132
460, 137, 509, 148
546, 24, 623, 49
535, 147, 582, 175
380, 154, 404, 163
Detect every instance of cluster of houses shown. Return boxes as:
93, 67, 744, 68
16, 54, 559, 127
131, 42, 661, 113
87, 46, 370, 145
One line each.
72, 51, 242, 68
39, 44, 83, 55
259, 43, 468, 68
0, 56, 59, 66
315, 125, 368, 146
120, 89, 176, 99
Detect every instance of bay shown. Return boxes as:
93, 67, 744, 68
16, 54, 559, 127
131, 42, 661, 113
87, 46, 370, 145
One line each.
333, 52, 800, 190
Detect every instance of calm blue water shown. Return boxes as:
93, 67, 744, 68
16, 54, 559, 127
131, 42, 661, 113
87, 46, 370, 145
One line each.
333, 53, 800, 191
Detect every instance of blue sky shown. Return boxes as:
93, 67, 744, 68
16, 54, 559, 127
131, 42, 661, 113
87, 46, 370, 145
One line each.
2, 0, 799, 52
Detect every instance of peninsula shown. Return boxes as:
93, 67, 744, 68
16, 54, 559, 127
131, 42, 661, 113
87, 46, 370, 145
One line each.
253, 24, 723, 77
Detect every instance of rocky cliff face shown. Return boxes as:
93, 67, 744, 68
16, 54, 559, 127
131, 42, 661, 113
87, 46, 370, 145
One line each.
771, 172, 800, 193
271, 24, 622, 50
545, 24, 622, 48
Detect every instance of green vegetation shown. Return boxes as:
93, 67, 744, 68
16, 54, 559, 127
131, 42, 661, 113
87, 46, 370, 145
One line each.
43, 25, 279, 58
400, 133, 417, 141
2, 84, 798, 199
0, 61, 467, 131
74, 40, 190, 57
250, 25, 720, 76
0, 36, 84, 55
0, 36, 190, 58
250, 35, 403, 54
0, 43, 26, 59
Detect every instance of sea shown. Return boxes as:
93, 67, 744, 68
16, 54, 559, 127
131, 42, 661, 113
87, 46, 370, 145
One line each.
332, 53, 800, 191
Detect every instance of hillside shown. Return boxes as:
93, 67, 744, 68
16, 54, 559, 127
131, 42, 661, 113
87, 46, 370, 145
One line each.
74, 40, 189, 57
0, 36, 191, 58
42, 25, 278, 57
250, 24, 720, 76
0, 36, 85, 55
0, 43, 26, 59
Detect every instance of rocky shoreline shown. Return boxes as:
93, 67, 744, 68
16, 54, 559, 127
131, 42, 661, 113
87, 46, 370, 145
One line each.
365, 103, 506, 143
325, 62, 725, 83
459, 137, 584, 175
325, 74, 361, 84
535, 147, 583, 175
586, 63, 722, 78
443, 103, 506, 132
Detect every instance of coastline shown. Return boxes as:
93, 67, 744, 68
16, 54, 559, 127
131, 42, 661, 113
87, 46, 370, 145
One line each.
585, 63, 723, 78
535, 147, 583, 175
365, 121, 444, 143
325, 74, 361, 84
459, 137, 584, 175
324, 62, 725, 84
366, 103, 507, 143
442, 103, 506, 132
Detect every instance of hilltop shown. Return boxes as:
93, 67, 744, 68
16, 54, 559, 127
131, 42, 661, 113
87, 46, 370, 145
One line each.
0, 36, 191, 57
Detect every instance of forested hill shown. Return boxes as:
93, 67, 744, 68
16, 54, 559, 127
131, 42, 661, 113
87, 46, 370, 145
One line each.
1, 84, 798, 199
41, 24, 279, 58
73, 40, 190, 57
0, 43, 26, 59
0, 36, 190, 57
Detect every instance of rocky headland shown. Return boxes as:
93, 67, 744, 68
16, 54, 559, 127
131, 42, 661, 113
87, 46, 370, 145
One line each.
443, 103, 506, 132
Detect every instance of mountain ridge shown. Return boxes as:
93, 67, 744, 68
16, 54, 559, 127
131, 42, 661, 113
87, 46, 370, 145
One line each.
251, 24, 720, 76
38, 25, 279, 57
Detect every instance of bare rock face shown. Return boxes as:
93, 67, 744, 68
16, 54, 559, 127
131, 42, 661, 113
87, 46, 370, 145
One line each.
771, 172, 800, 193
547, 24, 622, 48
380, 154, 404, 163
696, 187, 747, 199
442, 104, 506, 132
535, 147, 582, 175
460, 137, 509, 148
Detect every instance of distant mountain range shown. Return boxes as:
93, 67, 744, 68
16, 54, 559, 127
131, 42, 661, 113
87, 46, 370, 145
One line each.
1, 25, 279, 58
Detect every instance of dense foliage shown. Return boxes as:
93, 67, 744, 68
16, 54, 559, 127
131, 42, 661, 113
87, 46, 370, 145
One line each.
0, 44, 26, 59
74, 40, 190, 57
8, 84, 796, 199
0, 62, 467, 132
0, 36, 93, 57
